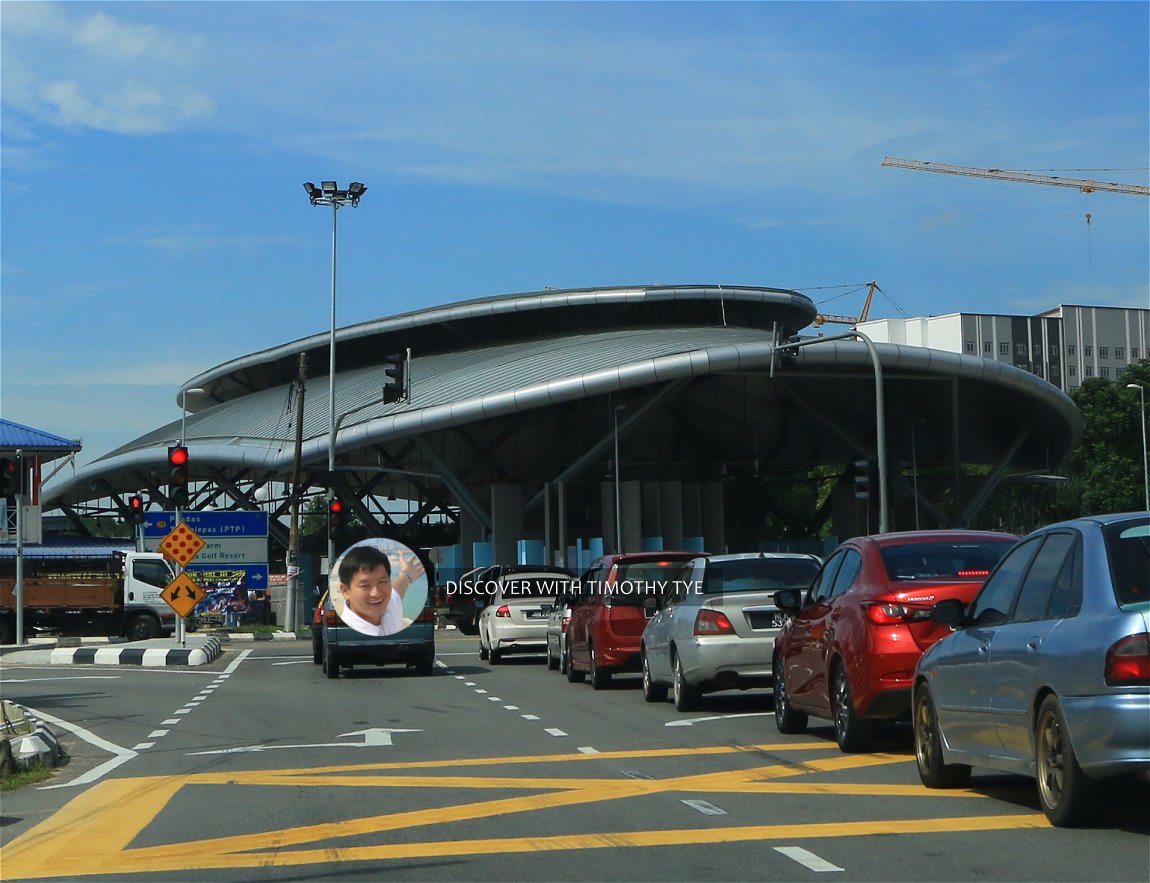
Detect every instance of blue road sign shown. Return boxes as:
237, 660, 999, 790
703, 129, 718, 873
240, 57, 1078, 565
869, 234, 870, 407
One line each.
144, 511, 268, 538
187, 563, 270, 589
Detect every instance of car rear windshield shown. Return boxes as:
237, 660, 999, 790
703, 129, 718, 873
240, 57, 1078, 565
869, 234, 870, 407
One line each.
701, 557, 821, 594
1104, 518, 1150, 606
607, 561, 686, 606
500, 576, 571, 599
880, 541, 1015, 581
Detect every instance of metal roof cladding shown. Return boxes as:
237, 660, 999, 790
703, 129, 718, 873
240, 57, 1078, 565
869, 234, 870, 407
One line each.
0, 418, 82, 457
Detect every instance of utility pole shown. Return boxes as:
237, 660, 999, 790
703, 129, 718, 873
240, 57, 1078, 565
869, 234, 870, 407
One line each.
284, 353, 308, 633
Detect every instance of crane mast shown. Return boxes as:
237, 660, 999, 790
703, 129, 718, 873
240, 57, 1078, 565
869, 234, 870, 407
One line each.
881, 157, 1149, 197
813, 280, 879, 327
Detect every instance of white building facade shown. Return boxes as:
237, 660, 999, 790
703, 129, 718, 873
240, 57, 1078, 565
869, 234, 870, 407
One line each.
857, 304, 1149, 392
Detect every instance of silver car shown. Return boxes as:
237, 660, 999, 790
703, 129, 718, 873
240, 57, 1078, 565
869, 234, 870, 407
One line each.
641, 552, 822, 711
478, 569, 574, 664
913, 512, 1150, 827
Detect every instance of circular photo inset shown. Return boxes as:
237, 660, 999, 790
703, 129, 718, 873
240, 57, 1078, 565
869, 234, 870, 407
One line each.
327, 538, 429, 637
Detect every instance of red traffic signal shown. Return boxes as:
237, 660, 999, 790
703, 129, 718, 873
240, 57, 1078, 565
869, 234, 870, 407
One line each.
129, 494, 146, 525
329, 499, 345, 530
168, 446, 190, 507
169, 446, 189, 467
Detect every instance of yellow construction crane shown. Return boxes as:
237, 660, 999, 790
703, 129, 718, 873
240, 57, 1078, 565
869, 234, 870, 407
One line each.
813, 280, 880, 327
881, 156, 1149, 197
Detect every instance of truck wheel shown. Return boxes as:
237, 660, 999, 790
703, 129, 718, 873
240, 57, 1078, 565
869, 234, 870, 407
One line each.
416, 653, 435, 676
126, 614, 161, 642
0, 617, 14, 646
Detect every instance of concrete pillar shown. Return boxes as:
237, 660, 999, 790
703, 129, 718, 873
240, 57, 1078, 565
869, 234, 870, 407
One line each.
660, 480, 684, 550
459, 509, 484, 571
490, 484, 523, 566
701, 481, 725, 554
621, 480, 642, 554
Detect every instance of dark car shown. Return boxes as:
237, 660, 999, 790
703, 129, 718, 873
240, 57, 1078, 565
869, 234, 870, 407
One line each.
319, 590, 436, 679
566, 551, 704, 689
773, 530, 1018, 752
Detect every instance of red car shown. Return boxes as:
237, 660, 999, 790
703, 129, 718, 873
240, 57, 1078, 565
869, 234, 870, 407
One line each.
772, 530, 1018, 752
566, 551, 703, 689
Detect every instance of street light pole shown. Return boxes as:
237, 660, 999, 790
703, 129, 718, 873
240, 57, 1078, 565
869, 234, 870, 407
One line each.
614, 404, 626, 554
1128, 383, 1149, 511
304, 181, 366, 569
179, 387, 206, 446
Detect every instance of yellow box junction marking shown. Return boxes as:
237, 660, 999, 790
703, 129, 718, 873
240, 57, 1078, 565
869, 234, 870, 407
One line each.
2, 743, 1049, 879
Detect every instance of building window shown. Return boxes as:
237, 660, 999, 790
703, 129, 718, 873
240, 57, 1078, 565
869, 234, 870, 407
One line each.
1050, 364, 1060, 376
1068, 365, 1077, 377
984, 341, 993, 354
1034, 366, 1044, 378
1115, 347, 1125, 359
965, 340, 975, 353
1085, 367, 1094, 377
1016, 344, 1027, 356
1049, 345, 1058, 356
1117, 367, 1126, 379
1000, 342, 1010, 355
1101, 367, 1110, 379
1033, 344, 1042, 355
1134, 348, 1141, 359
1099, 346, 1109, 359
1068, 345, 1076, 356
1085, 345, 1093, 357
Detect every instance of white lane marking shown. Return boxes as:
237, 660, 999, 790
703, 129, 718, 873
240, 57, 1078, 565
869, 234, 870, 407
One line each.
272, 659, 313, 666
503, 705, 520, 710
464, 681, 477, 686
577, 746, 599, 754
190, 727, 422, 755
682, 799, 727, 816
132, 742, 155, 751
174, 709, 191, 715
487, 697, 502, 702
148, 730, 169, 738
0, 676, 121, 684
223, 650, 252, 674
437, 652, 477, 656
26, 706, 137, 790
455, 675, 466, 680
775, 846, 844, 872
162, 719, 180, 725
545, 728, 567, 737
664, 712, 772, 728
522, 714, 540, 720
474, 689, 488, 694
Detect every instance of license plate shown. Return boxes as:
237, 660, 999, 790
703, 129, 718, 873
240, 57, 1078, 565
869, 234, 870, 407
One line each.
525, 611, 543, 619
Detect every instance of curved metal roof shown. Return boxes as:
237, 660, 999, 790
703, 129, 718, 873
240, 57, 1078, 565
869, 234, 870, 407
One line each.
44, 309, 1081, 510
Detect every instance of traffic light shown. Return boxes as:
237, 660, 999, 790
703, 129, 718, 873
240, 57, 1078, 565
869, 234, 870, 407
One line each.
0, 457, 18, 496
168, 446, 190, 508
383, 350, 408, 404
853, 459, 874, 502
128, 495, 146, 526
329, 498, 346, 532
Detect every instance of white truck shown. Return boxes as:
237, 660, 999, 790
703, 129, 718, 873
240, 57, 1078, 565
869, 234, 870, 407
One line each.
0, 545, 178, 644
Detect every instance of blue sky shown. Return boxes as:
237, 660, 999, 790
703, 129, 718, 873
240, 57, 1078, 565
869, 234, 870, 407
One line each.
3, 1, 1147, 467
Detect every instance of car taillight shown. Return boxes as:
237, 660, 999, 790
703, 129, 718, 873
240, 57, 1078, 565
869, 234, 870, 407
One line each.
561, 614, 571, 633
695, 608, 734, 635
957, 569, 990, 578
862, 602, 932, 625
324, 609, 341, 626
312, 608, 322, 625
417, 607, 436, 623
1105, 633, 1150, 686
495, 605, 510, 618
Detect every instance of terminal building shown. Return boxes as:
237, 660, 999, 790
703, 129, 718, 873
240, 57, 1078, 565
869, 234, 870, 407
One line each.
39, 284, 1081, 583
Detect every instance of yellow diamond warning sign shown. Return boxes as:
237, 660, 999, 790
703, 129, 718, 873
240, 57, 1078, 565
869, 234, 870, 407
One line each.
159, 522, 206, 566
161, 572, 205, 618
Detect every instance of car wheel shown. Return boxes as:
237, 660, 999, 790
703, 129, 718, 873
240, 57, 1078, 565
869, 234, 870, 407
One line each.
642, 650, 668, 703
415, 654, 435, 676
490, 645, 503, 664
547, 642, 560, 671
559, 639, 568, 675
565, 644, 585, 683
312, 635, 323, 665
773, 653, 808, 734
589, 645, 612, 690
1035, 695, 1100, 827
479, 631, 489, 661
672, 653, 701, 712
324, 646, 340, 680
832, 662, 872, 752
914, 683, 970, 788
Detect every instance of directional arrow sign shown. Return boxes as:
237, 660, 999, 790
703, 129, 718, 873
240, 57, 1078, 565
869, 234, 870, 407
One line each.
188, 728, 423, 755
161, 572, 205, 618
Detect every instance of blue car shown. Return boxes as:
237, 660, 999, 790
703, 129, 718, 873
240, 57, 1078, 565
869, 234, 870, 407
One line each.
913, 512, 1150, 826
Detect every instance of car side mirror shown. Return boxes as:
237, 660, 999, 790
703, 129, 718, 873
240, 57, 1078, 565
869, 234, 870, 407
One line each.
931, 598, 966, 627
474, 599, 486, 610
643, 595, 659, 614
540, 603, 554, 615
774, 587, 803, 615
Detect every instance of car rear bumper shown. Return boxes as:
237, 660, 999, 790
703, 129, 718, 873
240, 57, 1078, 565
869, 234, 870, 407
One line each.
684, 635, 777, 688
1062, 693, 1150, 778
492, 621, 549, 648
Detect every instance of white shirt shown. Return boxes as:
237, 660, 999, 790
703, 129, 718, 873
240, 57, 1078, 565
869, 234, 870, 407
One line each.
339, 590, 407, 636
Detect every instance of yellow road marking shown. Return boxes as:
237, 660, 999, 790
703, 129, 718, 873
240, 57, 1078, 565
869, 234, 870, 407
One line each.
1, 744, 1037, 880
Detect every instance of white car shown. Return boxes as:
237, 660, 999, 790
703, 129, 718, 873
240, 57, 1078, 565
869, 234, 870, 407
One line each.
478, 567, 575, 664
641, 552, 822, 710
